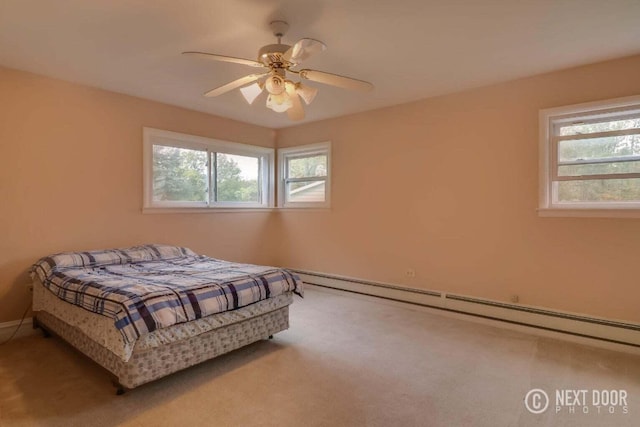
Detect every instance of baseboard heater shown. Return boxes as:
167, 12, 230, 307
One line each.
293, 269, 640, 351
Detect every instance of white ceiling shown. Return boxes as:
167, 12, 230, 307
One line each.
1, 0, 640, 129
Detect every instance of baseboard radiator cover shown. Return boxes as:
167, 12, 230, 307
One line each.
294, 269, 640, 351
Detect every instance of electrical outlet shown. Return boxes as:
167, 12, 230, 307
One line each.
405, 268, 416, 278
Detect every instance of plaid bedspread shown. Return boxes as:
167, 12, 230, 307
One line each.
30, 244, 303, 343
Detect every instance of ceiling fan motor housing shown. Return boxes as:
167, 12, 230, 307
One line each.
258, 44, 290, 67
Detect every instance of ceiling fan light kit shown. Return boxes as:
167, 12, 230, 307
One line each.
183, 20, 373, 121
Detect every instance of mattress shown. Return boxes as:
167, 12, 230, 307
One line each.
30, 244, 303, 344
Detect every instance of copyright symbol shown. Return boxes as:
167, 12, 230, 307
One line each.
525, 389, 549, 414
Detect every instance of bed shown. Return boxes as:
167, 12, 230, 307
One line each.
29, 244, 303, 394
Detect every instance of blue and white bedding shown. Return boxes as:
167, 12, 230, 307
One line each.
30, 244, 303, 344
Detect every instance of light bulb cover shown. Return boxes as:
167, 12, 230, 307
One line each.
265, 75, 285, 95
239, 82, 263, 104
266, 92, 292, 112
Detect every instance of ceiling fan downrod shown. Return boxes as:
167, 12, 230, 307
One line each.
270, 20, 289, 44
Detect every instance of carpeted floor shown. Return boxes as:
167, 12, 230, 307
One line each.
0, 286, 638, 427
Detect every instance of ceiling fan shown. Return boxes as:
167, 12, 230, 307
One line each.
183, 21, 373, 121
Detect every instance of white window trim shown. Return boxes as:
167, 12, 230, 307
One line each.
143, 127, 274, 211
538, 95, 640, 218
278, 141, 331, 209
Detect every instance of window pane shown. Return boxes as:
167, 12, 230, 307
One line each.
287, 181, 326, 203
153, 145, 207, 202
558, 134, 640, 162
557, 178, 640, 202
288, 155, 327, 178
216, 153, 260, 202
559, 117, 640, 136
558, 160, 640, 177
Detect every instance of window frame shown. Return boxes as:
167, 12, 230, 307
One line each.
143, 127, 274, 211
278, 141, 332, 209
539, 95, 640, 218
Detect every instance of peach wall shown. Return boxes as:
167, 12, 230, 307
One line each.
275, 55, 640, 323
4, 54, 640, 326
0, 66, 276, 322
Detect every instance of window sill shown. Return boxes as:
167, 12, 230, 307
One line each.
278, 207, 332, 212
143, 207, 275, 214
537, 207, 640, 218
142, 206, 335, 214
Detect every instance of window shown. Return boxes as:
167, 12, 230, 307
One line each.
539, 96, 640, 216
143, 128, 274, 210
278, 142, 331, 208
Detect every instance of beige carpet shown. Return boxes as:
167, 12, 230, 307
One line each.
0, 286, 639, 427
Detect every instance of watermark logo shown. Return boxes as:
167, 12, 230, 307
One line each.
524, 389, 549, 414
524, 388, 629, 415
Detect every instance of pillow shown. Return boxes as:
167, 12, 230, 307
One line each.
30, 244, 197, 282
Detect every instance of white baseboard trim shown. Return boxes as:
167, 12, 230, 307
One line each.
0, 317, 35, 342
295, 269, 640, 355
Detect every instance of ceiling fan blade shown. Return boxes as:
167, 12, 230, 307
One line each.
286, 95, 305, 121
283, 38, 326, 65
299, 69, 373, 92
204, 73, 268, 97
285, 82, 305, 121
182, 51, 265, 68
